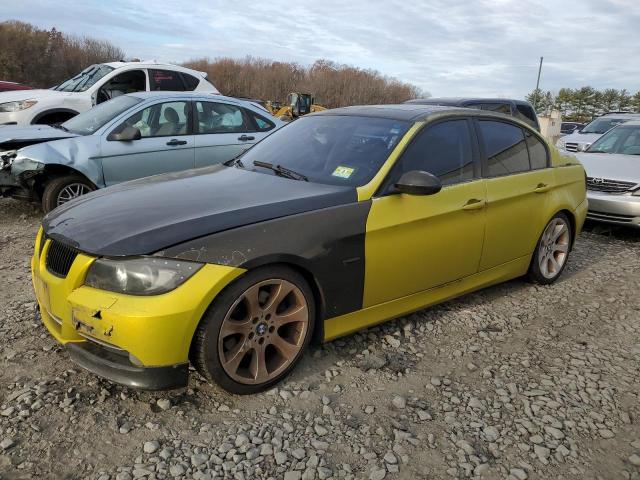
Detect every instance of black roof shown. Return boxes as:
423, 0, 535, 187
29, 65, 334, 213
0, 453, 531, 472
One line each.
314, 104, 465, 122
406, 97, 533, 107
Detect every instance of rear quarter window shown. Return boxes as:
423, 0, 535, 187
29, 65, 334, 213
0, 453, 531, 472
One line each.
181, 73, 200, 91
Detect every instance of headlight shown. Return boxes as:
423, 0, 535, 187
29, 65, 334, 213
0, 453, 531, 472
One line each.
85, 257, 203, 295
556, 140, 565, 150
0, 150, 17, 169
633, 189, 640, 197
579, 143, 591, 152
0, 100, 38, 113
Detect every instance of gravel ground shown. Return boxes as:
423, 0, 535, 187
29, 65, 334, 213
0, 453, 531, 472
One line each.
1, 197, 639, 480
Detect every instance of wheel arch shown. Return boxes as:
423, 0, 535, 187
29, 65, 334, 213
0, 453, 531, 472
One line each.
557, 208, 577, 250
33, 164, 97, 199
31, 108, 79, 125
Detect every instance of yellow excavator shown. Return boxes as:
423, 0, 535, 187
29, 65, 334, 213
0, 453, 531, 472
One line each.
271, 93, 326, 121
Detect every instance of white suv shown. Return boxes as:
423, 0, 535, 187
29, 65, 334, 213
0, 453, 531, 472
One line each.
0, 62, 219, 126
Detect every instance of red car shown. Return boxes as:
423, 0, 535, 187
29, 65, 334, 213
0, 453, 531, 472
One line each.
0, 81, 34, 92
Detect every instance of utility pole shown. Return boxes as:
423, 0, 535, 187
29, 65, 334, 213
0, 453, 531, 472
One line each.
534, 56, 543, 110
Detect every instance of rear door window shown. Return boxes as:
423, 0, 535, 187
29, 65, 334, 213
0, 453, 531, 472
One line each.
525, 132, 549, 169
149, 69, 185, 91
478, 120, 530, 176
195, 102, 250, 134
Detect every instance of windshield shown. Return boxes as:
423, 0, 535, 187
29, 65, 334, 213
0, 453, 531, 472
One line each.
53, 64, 114, 92
63, 95, 142, 135
587, 125, 640, 155
238, 115, 411, 187
581, 117, 629, 134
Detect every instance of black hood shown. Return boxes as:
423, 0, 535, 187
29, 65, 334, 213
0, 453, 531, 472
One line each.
43, 165, 357, 256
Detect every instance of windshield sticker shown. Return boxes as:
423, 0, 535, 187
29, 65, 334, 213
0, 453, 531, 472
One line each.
332, 166, 355, 179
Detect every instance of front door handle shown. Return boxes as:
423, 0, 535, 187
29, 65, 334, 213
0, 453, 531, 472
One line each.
166, 139, 187, 146
462, 198, 486, 211
238, 135, 255, 141
534, 183, 551, 193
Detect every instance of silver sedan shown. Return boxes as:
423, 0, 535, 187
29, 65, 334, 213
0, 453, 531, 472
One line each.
577, 120, 640, 228
0, 92, 285, 212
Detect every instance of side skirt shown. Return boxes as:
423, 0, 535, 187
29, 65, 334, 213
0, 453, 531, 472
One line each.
323, 255, 530, 341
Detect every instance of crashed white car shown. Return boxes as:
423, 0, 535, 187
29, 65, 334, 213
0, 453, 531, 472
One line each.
0, 62, 219, 126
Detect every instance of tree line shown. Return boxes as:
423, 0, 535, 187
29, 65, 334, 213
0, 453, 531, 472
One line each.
182, 57, 424, 108
0, 20, 423, 107
526, 87, 640, 122
0, 21, 125, 89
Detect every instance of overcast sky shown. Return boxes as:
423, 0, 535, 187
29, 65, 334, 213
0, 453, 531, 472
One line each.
3, 0, 639, 98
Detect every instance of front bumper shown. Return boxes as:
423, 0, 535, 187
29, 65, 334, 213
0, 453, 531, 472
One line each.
31, 229, 245, 389
586, 190, 640, 228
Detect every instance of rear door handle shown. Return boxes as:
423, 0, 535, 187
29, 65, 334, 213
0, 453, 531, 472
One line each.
462, 198, 486, 211
166, 139, 187, 146
238, 135, 255, 141
534, 183, 551, 193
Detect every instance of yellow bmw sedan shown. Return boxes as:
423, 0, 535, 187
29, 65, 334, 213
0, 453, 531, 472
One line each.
32, 104, 587, 394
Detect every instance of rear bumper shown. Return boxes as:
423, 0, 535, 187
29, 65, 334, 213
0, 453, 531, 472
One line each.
66, 339, 189, 390
586, 191, 640, 228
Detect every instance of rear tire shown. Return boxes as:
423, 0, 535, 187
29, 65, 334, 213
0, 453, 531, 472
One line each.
528, 212, 572, 284
191, 265, 315, 395
41, 175, 95, 213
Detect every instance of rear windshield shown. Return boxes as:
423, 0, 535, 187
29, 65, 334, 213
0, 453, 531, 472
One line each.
238, 115, 411, 187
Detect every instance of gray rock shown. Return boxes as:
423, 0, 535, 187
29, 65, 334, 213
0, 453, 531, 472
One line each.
369, 467, 386, 480
275, 451, 288, 465
392, 395, 406, 409
383, 452, 397, 464
628, 454, 640, 466
143, 441, 160, 454
284, 472, 302, 480
156, 398, 171, 411
483, 426, 499, 442
169, 464, 186, 476
0, 438, 14, 451
509, 468, 528, 480
314, 424, 328, 436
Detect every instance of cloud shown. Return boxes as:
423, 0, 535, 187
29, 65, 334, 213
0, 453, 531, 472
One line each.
3, 0, 639, 98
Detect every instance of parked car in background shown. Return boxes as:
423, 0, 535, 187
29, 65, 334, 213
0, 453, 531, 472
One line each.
575, 120, 640, 228
405, 97, 540, 131
32, 104, 586, 393
557, 113, 640, 152
560, 122, 585, 136
1, 92, 283, 211
0, 81, 34, 92
0, 61, 219, 126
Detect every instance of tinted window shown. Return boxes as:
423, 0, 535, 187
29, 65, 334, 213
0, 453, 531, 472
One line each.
467, 102, 512, 115
149, 69, 185, 91
515, 104, 538, 129
195, 102, 249, 134
246, 109, 275, 132
479, 120, 530, 176
525, 132, 548, 169
180, 73, 200, 91
114, 101, 190, 137
238, 115, 410, 187
396, 120, 474, 186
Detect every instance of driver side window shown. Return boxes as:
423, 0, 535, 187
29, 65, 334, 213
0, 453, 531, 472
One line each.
394, 120, 476, 186
97, 70, 146, 104
113, 101, 190, 138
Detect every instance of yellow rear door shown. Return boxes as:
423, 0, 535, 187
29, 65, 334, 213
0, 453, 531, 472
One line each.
363, 118, 487, 307
475, 119, 555, 270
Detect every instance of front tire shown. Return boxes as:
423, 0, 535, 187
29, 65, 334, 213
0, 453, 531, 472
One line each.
41, 175, 95, 213
191, 266, 315, 394
528, 212, 572, 284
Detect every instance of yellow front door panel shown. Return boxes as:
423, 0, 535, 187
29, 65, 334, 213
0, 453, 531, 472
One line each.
363, 179, 487, 308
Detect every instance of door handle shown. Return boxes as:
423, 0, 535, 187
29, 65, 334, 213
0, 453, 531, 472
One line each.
166, 139, 187, 146
462, 198, 486, 211
238, 135, 255, 141
534, 183, 551, 193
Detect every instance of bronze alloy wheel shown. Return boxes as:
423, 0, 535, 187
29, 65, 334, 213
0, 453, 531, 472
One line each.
538, 217, 570, 279
218, 279, 309, 385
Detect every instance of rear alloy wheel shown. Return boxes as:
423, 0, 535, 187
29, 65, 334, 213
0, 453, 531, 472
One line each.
42, 175, 95, 213
528, 213, 572, 284
192, 266, 314, 394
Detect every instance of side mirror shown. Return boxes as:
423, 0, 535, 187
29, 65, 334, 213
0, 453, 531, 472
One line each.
108, 126, 141, 142
394, 170, 442, 196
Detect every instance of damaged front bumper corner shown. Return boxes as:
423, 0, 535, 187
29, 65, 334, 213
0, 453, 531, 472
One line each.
0, 155, 44, 198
